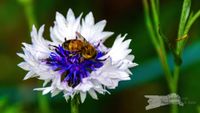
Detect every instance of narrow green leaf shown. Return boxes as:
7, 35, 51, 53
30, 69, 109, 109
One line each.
178, 0, 191, 38
150, 0, 159, 28
177, 10, 200, 55
184, 10, 200, 34
142, 0, 159, 48
176, 0, 191, 55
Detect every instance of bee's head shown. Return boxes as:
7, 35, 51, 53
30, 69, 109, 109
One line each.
62, 38, 70, 50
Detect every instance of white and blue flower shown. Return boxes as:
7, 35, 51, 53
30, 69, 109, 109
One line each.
17, 9, 137, 103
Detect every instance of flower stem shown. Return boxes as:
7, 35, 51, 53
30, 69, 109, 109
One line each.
71, 96, 79, 113
17, 0, 37, 30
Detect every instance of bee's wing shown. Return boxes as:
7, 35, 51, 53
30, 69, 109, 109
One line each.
76, 32, 87, 42
76, 32, 90, 47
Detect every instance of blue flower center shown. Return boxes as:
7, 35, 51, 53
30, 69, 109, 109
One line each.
45, 45, 104, 87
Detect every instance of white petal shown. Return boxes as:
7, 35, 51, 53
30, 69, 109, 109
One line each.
18, 62, 30, 71
80, 92, 87, 103
38, 25, 45, 38
50, 9, 82, 42
31, 25, 37, 38
51, 90, 61, 97
50, 27, 62, 44
34, 87, 53, 95
100, 34, 132, 63
56, 12, 66, 27
98, 32, 114, 42
94, 20, 106, 32
126, 55, 135, 61
23, 71, 35, 80
43, 87, 53, 95
88, 89, 98, 100
74, 80, 93, 92
64, 95, 70, 102
85, 12, 94, 25
17, 53, 25, 59
43, 79, 51, 87
67, 8, 75, 22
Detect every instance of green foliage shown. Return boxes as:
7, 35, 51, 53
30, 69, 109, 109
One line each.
143, 0, 200, 113
0, 96, 24, 113
177, 0, 200, 55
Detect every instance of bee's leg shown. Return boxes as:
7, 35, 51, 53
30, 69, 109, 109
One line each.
64, 37, 67, 41
80, 57, 84, 62
96, 59, 106, 61
97, 56, 110, 61
75, 34, 78, 40
95, 40, 102, 48
48, 44, 58, 48
76, 32, 86, 41
48, 44, 58, 50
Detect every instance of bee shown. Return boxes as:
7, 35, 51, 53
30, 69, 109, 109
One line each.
62, 32, 97, 59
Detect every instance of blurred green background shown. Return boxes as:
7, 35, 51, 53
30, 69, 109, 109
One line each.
0, 0, 200, 113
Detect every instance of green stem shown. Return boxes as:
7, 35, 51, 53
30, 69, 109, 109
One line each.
171, 1, 192, 113
18, 0, 37, 30
173, 64, 180, 92
169, 65, 179, 113
143, 0, 159, 48
144, 0, 174, 91
171, 104, 178, 113
38, 92, 51, 113
150, 0, 159, 27
157, 47, 174, 91
71, 97, 79, 113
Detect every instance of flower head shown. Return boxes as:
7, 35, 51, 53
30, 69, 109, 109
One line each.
17, 9, 137, 103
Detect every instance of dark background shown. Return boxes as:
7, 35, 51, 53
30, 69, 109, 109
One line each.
0, 0, 200, 113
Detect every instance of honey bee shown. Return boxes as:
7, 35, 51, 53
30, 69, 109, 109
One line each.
62, 32, 97, 59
